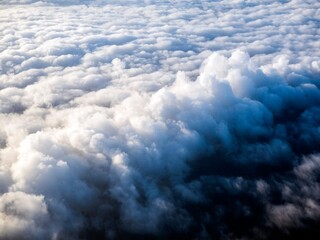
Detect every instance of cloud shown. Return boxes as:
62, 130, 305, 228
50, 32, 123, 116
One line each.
0, 191, 50, 240
0, 0, 320, 239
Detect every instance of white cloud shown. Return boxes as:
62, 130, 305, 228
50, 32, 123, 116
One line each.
0, 0, 319, 239
0, 192, 50, 240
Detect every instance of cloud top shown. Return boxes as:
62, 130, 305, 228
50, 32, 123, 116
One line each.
0, 0, 319, 239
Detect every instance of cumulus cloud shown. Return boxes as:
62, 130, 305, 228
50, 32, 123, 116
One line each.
0, 0, 320, 239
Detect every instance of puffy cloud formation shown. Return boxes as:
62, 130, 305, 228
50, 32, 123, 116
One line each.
0, 0, 320, 239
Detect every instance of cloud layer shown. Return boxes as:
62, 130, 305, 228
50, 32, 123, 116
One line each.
0, 0, 320, 239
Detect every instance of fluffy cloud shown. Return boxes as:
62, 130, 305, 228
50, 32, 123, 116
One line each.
0, 0, 319, 239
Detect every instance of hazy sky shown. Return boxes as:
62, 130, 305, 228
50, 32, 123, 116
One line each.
0, 0, 320, 239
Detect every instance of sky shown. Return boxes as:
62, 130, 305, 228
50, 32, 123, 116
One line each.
0, 0, 320, 239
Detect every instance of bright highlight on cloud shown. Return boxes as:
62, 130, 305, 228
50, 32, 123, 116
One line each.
0, 0, 320, 239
